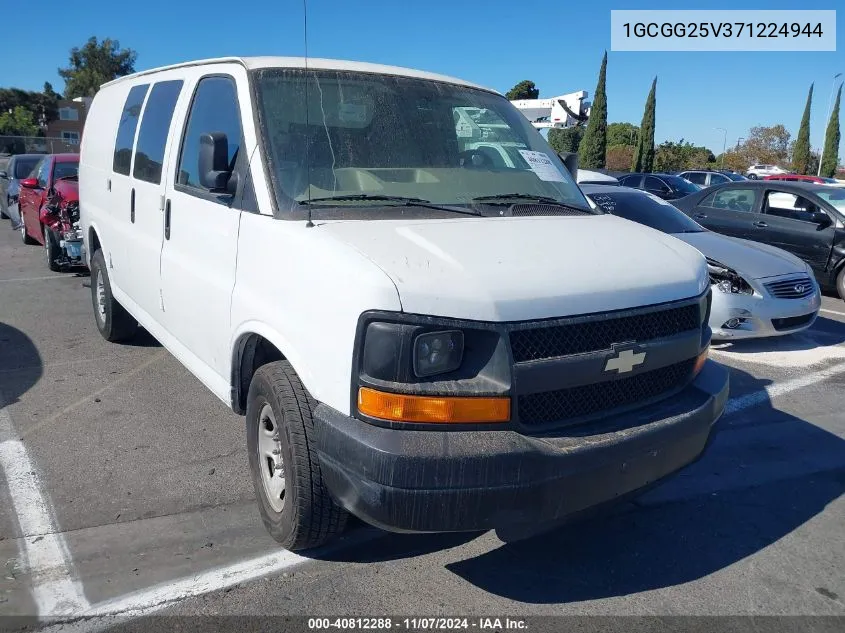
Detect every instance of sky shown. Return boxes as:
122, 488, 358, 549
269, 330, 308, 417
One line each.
1, 0, 842, 160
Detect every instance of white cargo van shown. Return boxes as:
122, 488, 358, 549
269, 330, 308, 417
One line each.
80, 57, 728, 550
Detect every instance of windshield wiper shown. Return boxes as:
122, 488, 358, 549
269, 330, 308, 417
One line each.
471, 193, 591, 212
298, 194, 483, 217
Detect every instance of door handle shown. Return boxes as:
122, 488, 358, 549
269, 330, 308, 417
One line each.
753, 221, 768, 228
164, 199, 171, 240
130, 188, 135, 223
694, 213, 707, 219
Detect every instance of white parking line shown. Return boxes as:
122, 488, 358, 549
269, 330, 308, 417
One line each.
820, 308, 845, 317
0, 396, 90, 617
723, 360, 845, 417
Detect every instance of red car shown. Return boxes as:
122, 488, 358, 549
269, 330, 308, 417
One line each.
18, 154, 80, 262
763, 173, 840, 185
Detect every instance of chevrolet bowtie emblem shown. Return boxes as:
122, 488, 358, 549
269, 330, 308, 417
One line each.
605, 348, 646, 374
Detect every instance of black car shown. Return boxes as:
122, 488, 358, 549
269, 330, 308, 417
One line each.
0, 153, 44, 223
617, 172, 701, 200
673, 180, 845, 298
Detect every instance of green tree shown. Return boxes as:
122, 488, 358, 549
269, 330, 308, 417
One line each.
578, 51, 608, 169
505, 80, 539, 101
632, 77, 657, 172
58, 37, 137, 98
606, 145, 635, 171
606, 122, 639, 147
654, 140, 716, 172
792, 84, 813, 174
0, 106, 40, 136
548, 126, 584, 154
43, 81, 60, 100
820, 84, 842, 178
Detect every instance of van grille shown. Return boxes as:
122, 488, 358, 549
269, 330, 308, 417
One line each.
509, 303, 700, 363
764, 276, 815, 299
518, 359, 696, 427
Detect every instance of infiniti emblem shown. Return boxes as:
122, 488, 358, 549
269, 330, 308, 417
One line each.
794, 284, 808, 294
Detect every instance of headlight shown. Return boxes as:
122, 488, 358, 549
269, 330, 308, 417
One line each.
413, 330, 464, 377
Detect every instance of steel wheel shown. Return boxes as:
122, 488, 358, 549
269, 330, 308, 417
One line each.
257, 402, 286, 513
95, 268, 107, 324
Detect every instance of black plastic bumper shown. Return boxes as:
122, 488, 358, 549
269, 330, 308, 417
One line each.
313, 360, 729, 534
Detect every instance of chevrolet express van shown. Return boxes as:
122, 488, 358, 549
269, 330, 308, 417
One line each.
79, 57, 728, 550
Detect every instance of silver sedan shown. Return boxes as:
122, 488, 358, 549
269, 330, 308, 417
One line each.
582, 184, 821, 341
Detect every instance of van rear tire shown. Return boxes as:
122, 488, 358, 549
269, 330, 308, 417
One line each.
90, 249, 138, 342
246, 361, 347, 551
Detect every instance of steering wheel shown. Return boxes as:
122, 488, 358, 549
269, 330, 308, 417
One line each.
458, 150, 493, 169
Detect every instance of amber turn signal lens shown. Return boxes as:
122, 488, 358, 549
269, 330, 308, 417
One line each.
357, 387, 510, 424
693, 348, 709, 377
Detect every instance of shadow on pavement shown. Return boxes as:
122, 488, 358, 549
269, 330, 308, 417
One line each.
0, 321, 42, 406
441, 365, 845, 603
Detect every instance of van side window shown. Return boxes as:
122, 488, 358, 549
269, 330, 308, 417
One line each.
177, 76, 242, 192
113, 84, 150, 176
133, 80, 184, 184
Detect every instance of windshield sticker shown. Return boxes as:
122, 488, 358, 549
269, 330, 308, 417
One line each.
591, 194, 616, 211
337, 102, 368, 125
518, 150, 565, 182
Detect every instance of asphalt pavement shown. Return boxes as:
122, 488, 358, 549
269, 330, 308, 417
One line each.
0, 220, 844, 631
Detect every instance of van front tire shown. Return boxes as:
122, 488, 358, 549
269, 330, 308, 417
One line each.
246, 361, 347, 551
90, 249, 138, 342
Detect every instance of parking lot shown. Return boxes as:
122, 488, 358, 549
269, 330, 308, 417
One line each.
1, 222, 844, 629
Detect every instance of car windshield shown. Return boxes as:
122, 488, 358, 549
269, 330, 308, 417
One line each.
661, 175, 701, 194
724, 172, 746, 181
586, 189, 705, 234
14, 157, 41, 179
254, 68, 588, 214
816, 189, 845, 213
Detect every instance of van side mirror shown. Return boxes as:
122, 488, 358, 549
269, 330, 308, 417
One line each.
199, 132, 237, 194
556, 151, 579, 179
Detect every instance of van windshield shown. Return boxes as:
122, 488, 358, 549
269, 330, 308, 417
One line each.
254, 68, 588, 216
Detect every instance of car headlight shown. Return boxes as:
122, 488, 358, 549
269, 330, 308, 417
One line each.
413, 330, 464, 377
714, 278, 753, 294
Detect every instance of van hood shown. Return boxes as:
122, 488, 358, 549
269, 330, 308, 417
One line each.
320, 215, 709, 321
674, 231, 807, 280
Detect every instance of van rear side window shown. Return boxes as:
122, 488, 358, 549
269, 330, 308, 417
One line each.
113, 84, 149, 176
133, 80, 183, 184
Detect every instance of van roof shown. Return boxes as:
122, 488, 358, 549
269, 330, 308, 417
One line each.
101, 56, 498, 94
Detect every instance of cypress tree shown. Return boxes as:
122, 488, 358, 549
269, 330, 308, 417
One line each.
820, 84, 842, 178
632, 77, 657, 173
793, 84, 813, 174
578, 52, 608, 169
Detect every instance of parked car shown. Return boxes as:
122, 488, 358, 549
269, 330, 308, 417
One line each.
679, 170, 747, 188
0, 153, 45, 225
80, 56, 727, 550
746, 164, 788, 179
617, 172, 701, 200
764, 174, 844, 186
18, 154, 79, 252
673, 181, 845, 298
582, 185, 820, 340
40, 176, 84, 271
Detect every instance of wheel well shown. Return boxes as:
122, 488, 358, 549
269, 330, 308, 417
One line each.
232, 334, 286, 415
88, 227, 101, 254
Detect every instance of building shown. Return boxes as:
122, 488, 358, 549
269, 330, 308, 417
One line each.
44, 97, 91, 146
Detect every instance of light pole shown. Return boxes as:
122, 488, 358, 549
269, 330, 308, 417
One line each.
714, 127, 727, 168
736, 137, 745, 150
818, 72, 843, 176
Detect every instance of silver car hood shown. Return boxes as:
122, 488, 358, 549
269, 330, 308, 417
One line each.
672, 231, 807, 280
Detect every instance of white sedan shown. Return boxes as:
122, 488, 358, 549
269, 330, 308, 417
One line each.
582, 184, 821, 341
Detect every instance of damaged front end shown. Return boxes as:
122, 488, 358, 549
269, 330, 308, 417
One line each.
706, 257, 755, 332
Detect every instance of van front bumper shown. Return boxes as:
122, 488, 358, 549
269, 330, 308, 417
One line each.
313, 360, 729, 534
